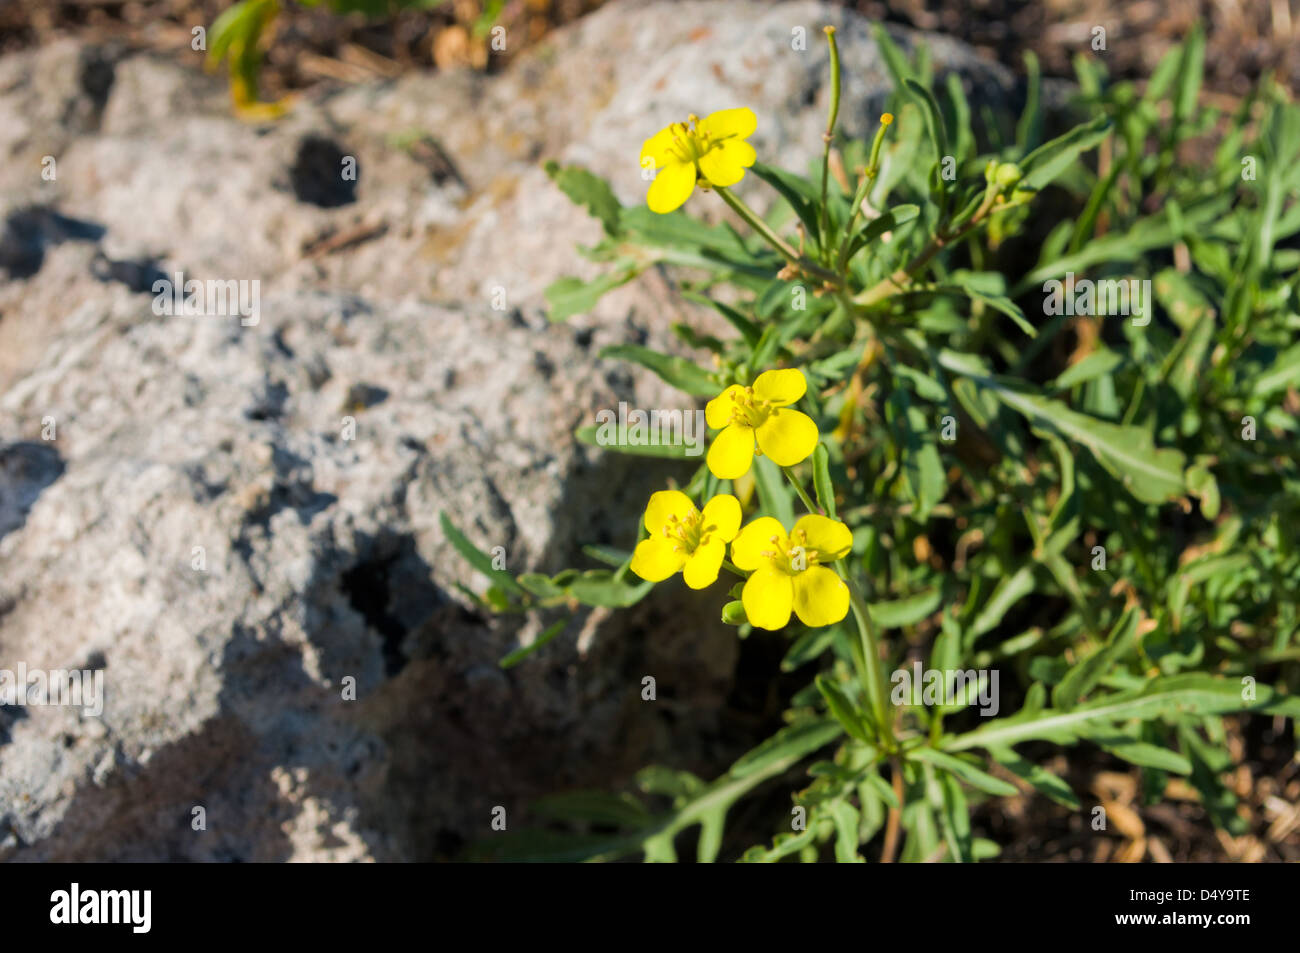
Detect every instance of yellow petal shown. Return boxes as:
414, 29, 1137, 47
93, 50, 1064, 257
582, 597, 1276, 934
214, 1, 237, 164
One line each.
792, 566, 850, 627
706, 384, 745, 428
753, 367, 807, 405
700, 138, 756, 189
630, 537, 686, 582
701, 493, 742, 542
743, 565, 794, 630
755, 409, 819, 466
700, 107, 757, 140
640, 125, 679, 169
697, 139, 750, 188
792, 514, 853, 561
719, 136, 756, 166
682, 539, 725, 590
730, 516, 788, 571
643, 489, 696, 534
647, 160, 696, 214
707, 423, 755, 479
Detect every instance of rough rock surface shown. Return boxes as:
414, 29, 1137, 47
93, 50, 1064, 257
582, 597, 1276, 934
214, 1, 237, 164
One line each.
0, 1, 1013, 860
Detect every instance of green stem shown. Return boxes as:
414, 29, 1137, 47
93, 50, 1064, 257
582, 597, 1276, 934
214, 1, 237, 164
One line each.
721, 559, 747, 578
778, 463, 892, 748
851, 180, 1001, 310
839, 568, 893, 747
715, 187, 842, 286
782, 465, 819, 514
835, 115, 893, 272
818, 26, 842, 261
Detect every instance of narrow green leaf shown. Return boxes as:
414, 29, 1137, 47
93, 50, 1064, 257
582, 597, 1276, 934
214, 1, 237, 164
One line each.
545, 266, 640, 321
599, 344, 718, 397
574, 424, 691, 458
439, 511, 525, 597
816, 675, 874, 743
910, 748, 1019, 796
1053, 607, 1140, 710
728, 719, 843, 779
499, 618, 568, 669
1018, 115, 1112, 191
988, 747, 1080, 809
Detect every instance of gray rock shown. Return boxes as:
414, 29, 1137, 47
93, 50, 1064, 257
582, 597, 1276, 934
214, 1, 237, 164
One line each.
0, 0, 1012, 860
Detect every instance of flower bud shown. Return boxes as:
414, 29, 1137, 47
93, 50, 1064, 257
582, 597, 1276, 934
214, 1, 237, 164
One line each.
994, 162, 1023, 189
721, 600, 748, 625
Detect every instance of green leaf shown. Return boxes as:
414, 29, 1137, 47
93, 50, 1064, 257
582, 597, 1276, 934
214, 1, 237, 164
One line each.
544, 266, 640, 321
828, 800, 864, 862
517, 573, 564, 599
581, 544, 630, 568
1053, 606, 1140, 710
890, 390, 946, 520
739, 827, 819, 864
910, 748, 1018, 796
1014, 50, 1042, 153
530, 790, 650, 828
968, 566, 1035, 642
574, 424, 692, 458
728, 719, 843, 779
749, 162, 822, 246
946, 675, 1300, 753
683, 293, 760, 347
869, 588, 943, 629
499, 618, 568, 669
1018, 115, 1112, 191
816, 675, 874, 743
599, 344, 718, 397
872, 23, 917, 89
846, 204, 920, 261
988, 747, 1080, 809
619, 205, 753, 258
636, 766, 706, 801
782, 626, 839, 671
940, 352, 1188, 504
1051, 349, 1124, 391
564, 570, 654, 608
935, 771, 972, 862
1185, 460, 1221, 521
1095, 737, 1192, 774
543, 161, 623, 236
944, 271, 1036, 337
903, 78, 949, 163
439, 511, 525, 597
1253, 342, 1300, 397
1173, 22, 1205, 129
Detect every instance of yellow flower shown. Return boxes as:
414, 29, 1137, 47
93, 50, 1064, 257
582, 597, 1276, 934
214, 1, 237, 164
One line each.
730, 514, 853, 630
705, 368, 819, 480
640, 108, 758, 214
630, 491, 742, 589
